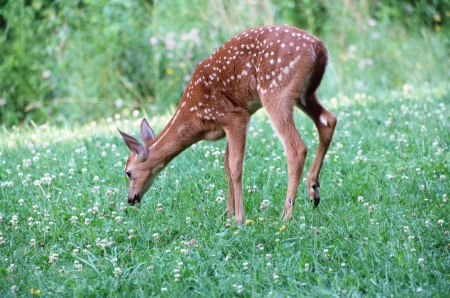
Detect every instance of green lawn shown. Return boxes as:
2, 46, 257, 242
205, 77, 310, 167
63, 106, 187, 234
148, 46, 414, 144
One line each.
0, 84, 449, 297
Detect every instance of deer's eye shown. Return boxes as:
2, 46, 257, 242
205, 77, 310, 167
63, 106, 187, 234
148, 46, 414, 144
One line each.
126, 171, 132, 179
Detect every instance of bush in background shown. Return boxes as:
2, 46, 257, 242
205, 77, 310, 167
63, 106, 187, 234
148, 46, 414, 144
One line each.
0, 0, 449, 126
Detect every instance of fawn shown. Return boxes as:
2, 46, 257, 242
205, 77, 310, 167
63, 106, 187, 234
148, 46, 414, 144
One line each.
118, 25, 337, 224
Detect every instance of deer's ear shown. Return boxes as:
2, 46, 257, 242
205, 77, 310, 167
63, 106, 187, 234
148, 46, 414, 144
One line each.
140, 118, 155, 143
118, 129, 148, 160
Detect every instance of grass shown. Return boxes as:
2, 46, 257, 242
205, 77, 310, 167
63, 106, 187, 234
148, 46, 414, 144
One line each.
0, 82, 449, 297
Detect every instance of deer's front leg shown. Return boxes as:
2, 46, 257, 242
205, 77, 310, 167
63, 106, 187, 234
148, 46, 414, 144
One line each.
224, 142, 235, 218
224, 116, 249, 225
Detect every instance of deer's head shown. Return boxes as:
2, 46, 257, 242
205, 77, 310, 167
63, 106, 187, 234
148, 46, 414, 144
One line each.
118, 119, 157, 205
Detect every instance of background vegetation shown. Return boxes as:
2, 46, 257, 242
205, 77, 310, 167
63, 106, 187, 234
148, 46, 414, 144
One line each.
0, 0, 449, 126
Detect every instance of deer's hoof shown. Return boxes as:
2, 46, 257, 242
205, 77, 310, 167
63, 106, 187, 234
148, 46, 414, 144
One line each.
281, 205, 293, 222
312, 184, 320, 207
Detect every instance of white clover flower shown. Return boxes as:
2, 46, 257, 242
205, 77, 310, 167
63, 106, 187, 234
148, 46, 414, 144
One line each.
48, 253, 58, 264
128, 230, 136, 239
68, 216, 78, 224
233, 284, 244, 294
11, 285, 18, 294
304, 263, 310, 271
114, 267, 122, 278
73, 260, 83, 271
259, 199, 270, 210
418, 258, 424, 267
242, 262, 249, 270
10, 215, 18, 226
324, 249, 330, 259
273, 272, 279, 283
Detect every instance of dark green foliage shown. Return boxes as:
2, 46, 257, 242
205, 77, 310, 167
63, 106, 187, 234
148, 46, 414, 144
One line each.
0, 0, 449, 126
0, 0, 156, 126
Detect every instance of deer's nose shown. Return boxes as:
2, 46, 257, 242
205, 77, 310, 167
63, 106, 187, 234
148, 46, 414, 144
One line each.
127, 194, 141, 205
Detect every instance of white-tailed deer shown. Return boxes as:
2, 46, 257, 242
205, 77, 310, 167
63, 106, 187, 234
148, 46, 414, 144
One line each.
118, 25, 336, 225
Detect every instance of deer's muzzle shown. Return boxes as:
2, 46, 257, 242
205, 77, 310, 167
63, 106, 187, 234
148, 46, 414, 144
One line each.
127, 194, 141, 205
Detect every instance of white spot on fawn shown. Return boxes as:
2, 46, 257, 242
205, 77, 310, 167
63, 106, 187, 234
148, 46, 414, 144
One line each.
289, 61, 295, 68
319, 115, 328, 127
270, 79, 278, 88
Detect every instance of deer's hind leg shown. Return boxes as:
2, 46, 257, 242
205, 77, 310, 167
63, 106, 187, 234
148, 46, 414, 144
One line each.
297, 92, 337, 206
262, 96, 307, 221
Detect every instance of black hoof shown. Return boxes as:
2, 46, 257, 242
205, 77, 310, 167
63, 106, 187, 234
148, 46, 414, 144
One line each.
312, 184, 320, 207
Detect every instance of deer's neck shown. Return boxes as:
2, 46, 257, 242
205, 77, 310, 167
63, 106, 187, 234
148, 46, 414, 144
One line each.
146, 107, 202, 168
